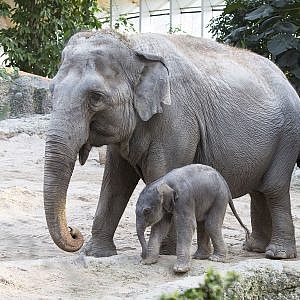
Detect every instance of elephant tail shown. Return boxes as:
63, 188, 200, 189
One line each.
228, 199, 250, 241
297, 155, 300, 168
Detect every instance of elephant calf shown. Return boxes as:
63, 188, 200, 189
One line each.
136, 164, 249, 273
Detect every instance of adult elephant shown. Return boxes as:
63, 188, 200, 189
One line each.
44, 30, 300, 259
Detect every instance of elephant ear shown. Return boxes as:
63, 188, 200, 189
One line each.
157, 183, 175, 213
134, 52, 171, 122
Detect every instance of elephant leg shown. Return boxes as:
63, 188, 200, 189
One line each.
258, 155, 296, 259
193, 221, 212, 259
143, 215, 172, 265
173, 212, 196, 273
160, 218, 177, 255
82, 146, 139, 257
244, 191, 272, 253
264, 187, 296, 259
205, 206, 227, 262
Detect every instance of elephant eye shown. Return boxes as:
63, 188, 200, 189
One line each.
89, 91, 106, 110
143, 208, 151, 216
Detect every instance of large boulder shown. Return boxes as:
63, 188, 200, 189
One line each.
139, 259, 300, 300
0, 70, 52, 119
0, 77, 10, 120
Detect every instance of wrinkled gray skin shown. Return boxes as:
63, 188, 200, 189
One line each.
136, 164, 249, 273
44, 30, 300, 259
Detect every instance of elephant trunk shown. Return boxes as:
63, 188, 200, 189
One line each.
136, 219, 147, 258
44, 135, 84, 252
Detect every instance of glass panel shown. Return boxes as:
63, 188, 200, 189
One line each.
148, 12, 170, 33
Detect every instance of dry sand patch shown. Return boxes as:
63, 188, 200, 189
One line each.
0, 116, 299, 299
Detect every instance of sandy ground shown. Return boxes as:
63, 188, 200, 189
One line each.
0, 115, 299, 299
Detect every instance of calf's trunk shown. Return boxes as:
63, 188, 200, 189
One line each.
136, 220, 147, 258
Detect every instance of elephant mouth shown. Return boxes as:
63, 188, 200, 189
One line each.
79, 122, 111, 165
88, 123, 119, 148
90, 121, 113, 138
79, 142, 92, 165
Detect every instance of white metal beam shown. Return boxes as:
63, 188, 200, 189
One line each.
201, 0, 204, 37
170, 0, 181, 32
110, 0, 113, 28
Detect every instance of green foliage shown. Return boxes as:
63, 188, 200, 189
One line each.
168, 25, 186, 34
209, 0, 300, 94
0, 1, 10, 17
0, 0, 103, 77
209, 0, 264, 48
0, 1, 135, 78
113, 15, 136, 33
0, 66, 19, 81
160, 268, 239, 300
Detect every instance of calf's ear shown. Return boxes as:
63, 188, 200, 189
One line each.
133, 52, 171, 122
157, 183, 175, 213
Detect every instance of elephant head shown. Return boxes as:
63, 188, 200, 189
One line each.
44, 31, 171, 252
136, 182, 175, 257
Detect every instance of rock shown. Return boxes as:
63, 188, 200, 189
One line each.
137, 259, 300, 299
0, 78, 11, 120
9, 72, 52, 117
0, 71, 52, 119
227, 259, 300, 300
0, 114, 50, 138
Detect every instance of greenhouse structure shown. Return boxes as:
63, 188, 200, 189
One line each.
98, 0, 225, 37
0, 1, 225, 37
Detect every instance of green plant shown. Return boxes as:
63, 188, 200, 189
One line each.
209, 0, 300, 94
0, 1, 10, 17
0, 0, 103, 77
160, 268, 239, 300
0, 1, 136, 78
209, 1, 266, 53
0, 66, 19, 80
113, 15, 136, 33
168, 25, 186, 34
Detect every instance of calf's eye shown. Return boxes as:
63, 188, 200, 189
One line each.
143, 208, 151, 216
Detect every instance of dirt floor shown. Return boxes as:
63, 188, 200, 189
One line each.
0, 116, 299, 299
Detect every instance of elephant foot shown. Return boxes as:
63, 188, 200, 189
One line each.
142, 256, 159, 265
243, 234, 269, 253
173, 261, 190, 274
209, 254, 227, 262
265, 242, 297, 259
192, 249, 211, 260
81, 237, 117, 257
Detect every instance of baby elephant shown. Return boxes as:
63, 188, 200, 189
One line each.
136, 164, 249, 274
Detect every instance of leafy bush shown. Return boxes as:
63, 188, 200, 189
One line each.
0, 66, 19, 81
0, 1, 135, 78
160, 268, 239, 300
209, 0, 300, 94
168, 25, 186, 34
113, 15, 136, 33
0, 0, 103, 77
